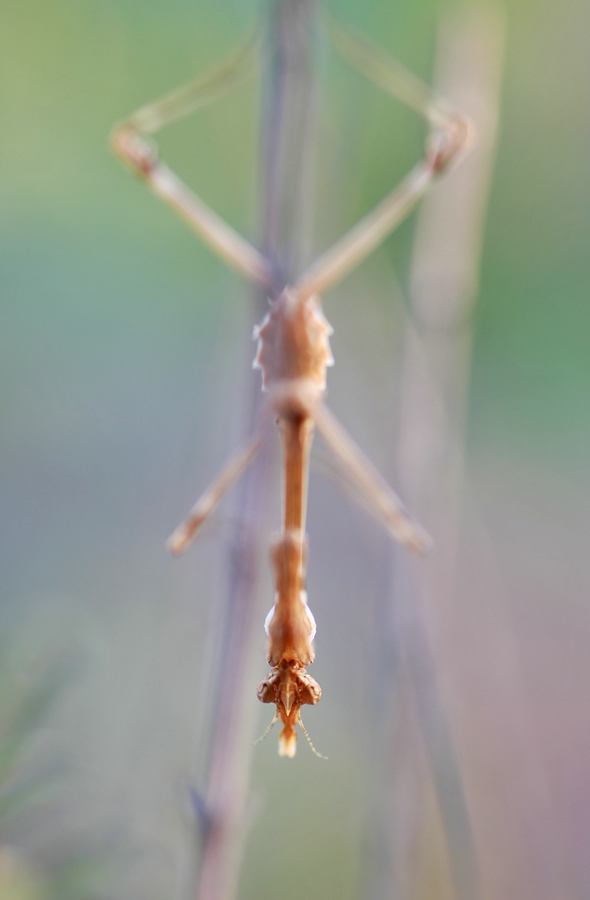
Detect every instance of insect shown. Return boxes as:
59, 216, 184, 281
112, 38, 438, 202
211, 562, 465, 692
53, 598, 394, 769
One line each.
111, 15, 469, 756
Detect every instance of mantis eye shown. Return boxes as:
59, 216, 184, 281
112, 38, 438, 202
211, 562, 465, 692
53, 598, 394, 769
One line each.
299, 674, 322, 706
256, 678, 276, 704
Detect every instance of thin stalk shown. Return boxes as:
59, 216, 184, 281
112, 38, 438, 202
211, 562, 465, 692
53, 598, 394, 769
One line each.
372, 7, 504, 900
261, 0, 319, 283
194, 4, 318, 900
393, 9, 566, 897
362, 7, 504, 900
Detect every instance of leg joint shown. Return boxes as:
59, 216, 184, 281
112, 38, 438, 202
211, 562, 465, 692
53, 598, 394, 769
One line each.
110, 125, 158, 178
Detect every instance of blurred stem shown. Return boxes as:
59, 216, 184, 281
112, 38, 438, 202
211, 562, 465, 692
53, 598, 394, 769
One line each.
367, 7, 504, 900
393, 8, 567, 898
261, 0, 319, 282
194, 4, 318, 900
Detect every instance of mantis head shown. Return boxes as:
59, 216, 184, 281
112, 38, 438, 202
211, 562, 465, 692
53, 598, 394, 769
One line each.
257, 661, 322, 757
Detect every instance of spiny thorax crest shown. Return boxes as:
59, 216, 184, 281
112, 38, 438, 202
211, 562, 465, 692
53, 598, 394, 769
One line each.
253, 288, 334, 394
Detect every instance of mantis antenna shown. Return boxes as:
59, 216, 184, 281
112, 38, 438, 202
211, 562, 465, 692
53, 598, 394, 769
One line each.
253, 709, 280, 746
298, 716, 328, 760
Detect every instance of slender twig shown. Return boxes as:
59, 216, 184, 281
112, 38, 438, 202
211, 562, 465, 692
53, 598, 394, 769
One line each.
193, 4, 319, 900
392, 9, 567, 897
366, 7, 504, 900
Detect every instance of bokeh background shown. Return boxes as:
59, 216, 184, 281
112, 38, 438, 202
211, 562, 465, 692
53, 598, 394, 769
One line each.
1, 0, 589, 898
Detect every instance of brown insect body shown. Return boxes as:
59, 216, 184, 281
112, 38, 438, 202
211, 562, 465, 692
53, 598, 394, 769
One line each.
254, 289, 332, 756
166, 285, 431, 756
116, 23, 470, 757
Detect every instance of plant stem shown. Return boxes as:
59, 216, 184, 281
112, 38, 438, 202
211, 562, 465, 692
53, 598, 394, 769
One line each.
194, 4, 318, 900
379, 8, 504, 900
261, 0, 319, 284
364, 8, 504, 900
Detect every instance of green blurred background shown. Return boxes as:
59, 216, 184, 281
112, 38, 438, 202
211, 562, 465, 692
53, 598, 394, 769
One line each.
1, 0, 589, 898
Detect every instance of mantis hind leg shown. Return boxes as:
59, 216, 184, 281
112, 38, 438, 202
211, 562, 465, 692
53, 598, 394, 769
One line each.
313, 402, 432, 555
110, 31, 275, 290
167, 432, 263, 556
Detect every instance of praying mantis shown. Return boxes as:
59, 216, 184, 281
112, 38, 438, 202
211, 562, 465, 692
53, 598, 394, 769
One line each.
111, 14, 470, 757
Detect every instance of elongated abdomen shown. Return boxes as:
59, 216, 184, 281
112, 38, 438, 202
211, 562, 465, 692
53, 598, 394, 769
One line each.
265, 531, 316, 667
